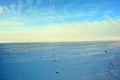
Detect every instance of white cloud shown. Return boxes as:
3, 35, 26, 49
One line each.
104, 10, 112, 19
0, 18, 120, 42
0, 6, 3, 13
0, 21, 24, 26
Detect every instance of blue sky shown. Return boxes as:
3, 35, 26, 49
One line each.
0, 0, 120, 42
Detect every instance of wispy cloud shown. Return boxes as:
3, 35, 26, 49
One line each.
0, 0, 120, 41
0, 6, 3, 13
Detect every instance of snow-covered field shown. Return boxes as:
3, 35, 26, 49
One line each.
0, 41, 120, 80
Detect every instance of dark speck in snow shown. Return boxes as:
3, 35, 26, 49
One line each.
56, 72, 59, 74
53, 55, 55, 57
54, 60, 56, 62
105, 50, 107, 53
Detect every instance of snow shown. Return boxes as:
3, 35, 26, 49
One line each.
0, 41, 120, 80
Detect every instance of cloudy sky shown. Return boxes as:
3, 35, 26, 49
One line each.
0, 0, 120, 42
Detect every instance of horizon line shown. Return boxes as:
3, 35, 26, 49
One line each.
0, 39, 120, 43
